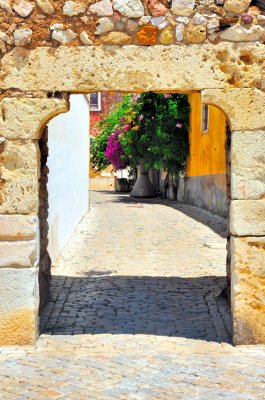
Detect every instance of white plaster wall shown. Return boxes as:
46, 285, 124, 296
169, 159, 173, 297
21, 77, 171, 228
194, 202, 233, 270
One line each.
47, 95, 89, 262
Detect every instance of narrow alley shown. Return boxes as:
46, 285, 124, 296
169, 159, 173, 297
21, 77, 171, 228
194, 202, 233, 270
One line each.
0, 191, 265, 399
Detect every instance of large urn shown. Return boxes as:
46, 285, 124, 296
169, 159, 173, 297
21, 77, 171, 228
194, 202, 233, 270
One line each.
130, 159, 156, 198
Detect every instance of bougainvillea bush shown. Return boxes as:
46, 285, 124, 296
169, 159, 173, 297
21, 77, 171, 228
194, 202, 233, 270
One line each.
91, 92, 190, 177
90, 94, 132, 171
104, 128, 127, 171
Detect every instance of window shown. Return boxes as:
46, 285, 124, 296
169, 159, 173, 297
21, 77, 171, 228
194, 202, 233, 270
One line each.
90, 92, 101, 111
202, 104, 209, 134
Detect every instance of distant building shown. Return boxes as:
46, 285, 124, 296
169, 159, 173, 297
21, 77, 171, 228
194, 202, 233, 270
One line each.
89, 92, 126, 190
151, 93, 228, 217
90, 92, 123, 137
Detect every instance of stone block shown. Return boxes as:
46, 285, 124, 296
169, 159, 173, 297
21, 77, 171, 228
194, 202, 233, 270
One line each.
0, 267, 39, 345
0, 239, 39, 268
1, 43, 265, 92
0, 215, 38, 240
0, 97, 69, 140
231, 236, 265, 344
0, 139, 40, 214
230, 200, 265, 236
202, 89, 265, 131
231, 130, 265, 200
224, 0, 251, 14
171, 0, 195, 16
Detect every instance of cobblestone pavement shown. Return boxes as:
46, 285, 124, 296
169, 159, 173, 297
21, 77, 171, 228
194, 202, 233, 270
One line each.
1, 191, 265, 399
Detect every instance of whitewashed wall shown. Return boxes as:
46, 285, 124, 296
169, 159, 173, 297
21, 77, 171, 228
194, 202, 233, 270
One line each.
47, 94, 89, 262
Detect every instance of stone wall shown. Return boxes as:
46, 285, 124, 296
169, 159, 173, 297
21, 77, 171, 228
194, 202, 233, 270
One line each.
177, 174, 228, 217
0, 0, 265, 56
1, 0, 265, 346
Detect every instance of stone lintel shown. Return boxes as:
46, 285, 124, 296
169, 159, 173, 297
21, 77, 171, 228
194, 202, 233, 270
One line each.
1, 43, 264, 92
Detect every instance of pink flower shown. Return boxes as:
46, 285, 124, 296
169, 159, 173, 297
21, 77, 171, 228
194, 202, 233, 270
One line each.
131, 94, 141, 102
122, 124, 131, 132
139, 114, 144, 121
176, 123, 183, 129
163, 94, 170, 99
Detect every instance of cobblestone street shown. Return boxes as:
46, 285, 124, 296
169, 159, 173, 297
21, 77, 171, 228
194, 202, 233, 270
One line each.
1, 191, 265, 399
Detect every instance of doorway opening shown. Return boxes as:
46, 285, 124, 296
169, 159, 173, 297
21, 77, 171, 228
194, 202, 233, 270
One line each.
39, 91, 231, 343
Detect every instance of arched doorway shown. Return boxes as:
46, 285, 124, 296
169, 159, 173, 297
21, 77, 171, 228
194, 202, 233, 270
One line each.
0, 44, 265, 345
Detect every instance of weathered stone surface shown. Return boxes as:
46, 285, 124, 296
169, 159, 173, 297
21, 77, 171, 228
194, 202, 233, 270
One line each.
0, 215, 38, 240
176, 24, 184, 41
80, 31, 93, 45
0, 0, 12, 13
89, 0, 113, 16
13, 0, 34, 17
95, 17, 114, 35
3, 43, 265, 92
230, 200, 265, 235
138, 15, 151, 25
100, 31, 133, 44
126, 19, 139, 33
36, 0, 54, 14
151, 16, 167, 28
136, 25, 158, 45
207, 18, 220, 32
185, 24, 206, 43
148, 0, 167, 16
202, 89, 265, 130
224, 0, 251, 14
52, 28, 77, 44
231, 236, 265, 345
0, 97, 69, 139
176, 16, 189, 25
0, 140, 40, 214
63, 1, 85, 16
112, 0, 144, 18
230, 130, 265, 200
159, 26, 174, 44
13, 29, 32, 46
0, 267, 38, 345
0, 240, 39, 268
0, 31, 13, 45
220, 24, 264, 41
171, 0, 195, 16
193, 12, 207, 26
178, 174, 228, 217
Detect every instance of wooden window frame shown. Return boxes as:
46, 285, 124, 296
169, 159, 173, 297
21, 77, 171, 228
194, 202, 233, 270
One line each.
90, 92, 102, 112
202, 104, 209, 134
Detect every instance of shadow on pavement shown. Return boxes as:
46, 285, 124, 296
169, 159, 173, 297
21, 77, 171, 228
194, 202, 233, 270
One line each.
40, 273, 231, 343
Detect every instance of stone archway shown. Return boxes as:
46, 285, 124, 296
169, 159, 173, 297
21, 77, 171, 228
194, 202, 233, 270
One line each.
0, 42, 265, 345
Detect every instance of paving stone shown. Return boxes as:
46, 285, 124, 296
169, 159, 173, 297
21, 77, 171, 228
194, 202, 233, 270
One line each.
0, 191, 265, 398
